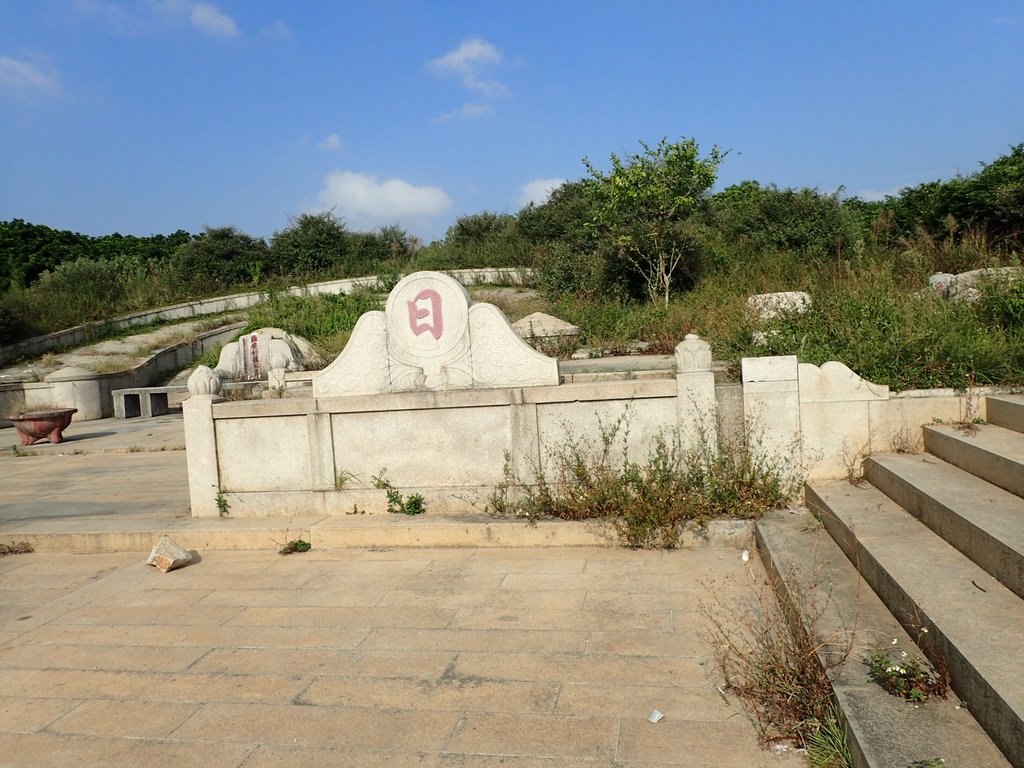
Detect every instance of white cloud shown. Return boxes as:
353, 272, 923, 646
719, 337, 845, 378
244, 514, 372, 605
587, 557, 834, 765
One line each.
431, 37, 501, 74
517, 178, 566, 208
434, 103, 494, 122
0, 54, 58, 90
264, 20, 293, 40
314, 170, 452, 227
319, 133, 343, 150
189, 2, 238, 36
429, 36, 509, 99
75, 1, 238, 36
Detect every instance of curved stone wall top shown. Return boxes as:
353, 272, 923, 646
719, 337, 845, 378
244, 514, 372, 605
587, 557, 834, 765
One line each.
312, 271, 557, 397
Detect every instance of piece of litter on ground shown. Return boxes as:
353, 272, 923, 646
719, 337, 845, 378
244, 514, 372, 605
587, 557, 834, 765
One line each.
648, 710, 663, 723
741, 549, 750, 562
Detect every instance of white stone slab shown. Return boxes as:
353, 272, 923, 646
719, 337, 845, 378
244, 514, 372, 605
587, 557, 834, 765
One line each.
512, 312, 581, 340
311, 271, 559, 397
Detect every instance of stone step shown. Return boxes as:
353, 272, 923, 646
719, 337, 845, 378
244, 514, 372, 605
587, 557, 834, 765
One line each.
865, 453, 1024, 599
807, 480, 1024, 768
755, 511, 1011, 768
987, 394, 1024, 435
923, 423, 1024, 498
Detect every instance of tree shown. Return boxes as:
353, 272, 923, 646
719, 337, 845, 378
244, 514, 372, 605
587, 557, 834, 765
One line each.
270, 211, 350, 278
170, 225, 269, 291
583, 138, 725, 305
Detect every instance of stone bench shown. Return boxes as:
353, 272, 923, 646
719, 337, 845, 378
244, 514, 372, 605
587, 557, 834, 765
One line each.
112, 386, 188, 419
113, 381, 266, 418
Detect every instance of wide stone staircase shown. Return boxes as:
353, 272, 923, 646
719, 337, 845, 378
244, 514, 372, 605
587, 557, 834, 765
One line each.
756, 393, 1024, 768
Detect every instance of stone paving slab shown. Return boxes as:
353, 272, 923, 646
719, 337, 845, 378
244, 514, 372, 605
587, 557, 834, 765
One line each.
0, 548, 804, 767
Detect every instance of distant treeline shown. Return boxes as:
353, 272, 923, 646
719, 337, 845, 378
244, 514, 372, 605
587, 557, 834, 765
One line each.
1, 142, 1021, 343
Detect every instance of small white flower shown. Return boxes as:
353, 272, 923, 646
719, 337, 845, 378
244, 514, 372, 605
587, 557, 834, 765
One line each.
891, 638, 899, 645
901, 651, 908, 658
921, 628, 928, 633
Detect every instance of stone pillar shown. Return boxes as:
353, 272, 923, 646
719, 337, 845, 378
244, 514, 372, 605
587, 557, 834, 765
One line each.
675, 334, 717, 454
307, 411, 336, 491
741, 355, 801, 469
183, 394, 223, 518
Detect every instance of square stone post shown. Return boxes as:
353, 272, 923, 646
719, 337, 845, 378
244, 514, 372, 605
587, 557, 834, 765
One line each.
741, 355, 801, 471
184, 394, 223, 518
675, 334, 717, 454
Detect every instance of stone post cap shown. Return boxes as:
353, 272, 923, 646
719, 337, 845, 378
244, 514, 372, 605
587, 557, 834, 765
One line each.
188, 365, 223, 396
675, 333, 712, 372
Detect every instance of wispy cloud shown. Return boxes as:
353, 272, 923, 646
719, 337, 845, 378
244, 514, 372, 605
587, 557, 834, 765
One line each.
517, 178, 566, 208
0, 53, 59, 91
263, 20, 292, 40
73, 0, 239, 37
313, 170, 452, 229
429, 36, 509, 119
189, 2, 237, 36
319, 133, 343, 151
433, 103, 495, 122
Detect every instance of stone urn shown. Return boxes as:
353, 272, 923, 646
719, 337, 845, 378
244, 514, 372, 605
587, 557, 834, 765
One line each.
7, 408, 78, 446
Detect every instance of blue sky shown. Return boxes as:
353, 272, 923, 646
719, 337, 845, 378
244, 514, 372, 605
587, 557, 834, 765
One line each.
1, 1, 1022, 244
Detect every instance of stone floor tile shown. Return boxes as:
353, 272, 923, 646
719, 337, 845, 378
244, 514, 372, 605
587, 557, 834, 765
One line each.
225, 605, 456, 629
0, 668, 309, 704
0, 642, 210, 672
197, 587, 389, 608
445, 712, 617, 760
240, 744, 446, 768
0, 732, 255, 768
452, 651, 709, 687
585, 628, 707, 657
615, 717, 805, 767
0, 697, 83, 733
190, 647, 455, 679
18, 622, 371, 650
172, 702, 461, 751
449, 606, 671, 632
52, 603, 245, 626
376, 586, 584, 610
300, 675, 559, 713
47, 699, 198, 739
554, 682, 739, 720
358, 627, 587, 654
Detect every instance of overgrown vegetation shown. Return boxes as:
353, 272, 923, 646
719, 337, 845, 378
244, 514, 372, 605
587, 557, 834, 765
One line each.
702, 565, 854, 766
488, 411, 796, 548
4, 140, 1023, 391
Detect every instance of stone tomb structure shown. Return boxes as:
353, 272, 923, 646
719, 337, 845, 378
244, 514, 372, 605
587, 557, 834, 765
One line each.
311, 272, 558, 396
182, 271, 983, 519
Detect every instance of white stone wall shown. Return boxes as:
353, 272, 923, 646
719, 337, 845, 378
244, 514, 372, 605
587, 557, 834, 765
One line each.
184, 347, 989, 518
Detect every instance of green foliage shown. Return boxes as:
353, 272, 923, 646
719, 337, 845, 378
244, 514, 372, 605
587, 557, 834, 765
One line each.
270, 211, 350, 277
867, 648, 947, 702
584, 137, 725, 305
489, 411, 793, 548
215, 491, 230, 517
708, 182, 861, 268
371, 470, 426, 515
170, 226, 270, 292
278, 539, 311, 555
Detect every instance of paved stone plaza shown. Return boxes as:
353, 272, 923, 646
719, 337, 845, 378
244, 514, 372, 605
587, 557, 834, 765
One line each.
0, 546, 803, 767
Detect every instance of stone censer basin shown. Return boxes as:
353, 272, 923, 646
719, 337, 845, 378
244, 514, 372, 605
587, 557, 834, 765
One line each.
7, 408, 78, 445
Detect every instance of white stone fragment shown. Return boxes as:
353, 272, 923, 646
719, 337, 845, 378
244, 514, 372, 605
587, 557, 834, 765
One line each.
512, 312, 581, 341
146, 535, 195, 573
747, 291, 811, 321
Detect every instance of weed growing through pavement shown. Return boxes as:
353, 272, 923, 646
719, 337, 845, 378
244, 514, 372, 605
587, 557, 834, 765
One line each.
0, 541, 34, 556
215, 489, 230, 517
867, 630, 948, 703
278, 539, 311, 555
371, 469, 426, 516
487, 408, 798, 548
701, 562, 854, 767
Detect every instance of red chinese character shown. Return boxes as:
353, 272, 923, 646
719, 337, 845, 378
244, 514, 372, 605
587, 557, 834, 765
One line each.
407, 289, 443, 340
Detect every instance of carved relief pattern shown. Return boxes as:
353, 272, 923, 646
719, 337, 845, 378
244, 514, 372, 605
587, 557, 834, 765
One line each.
312, 312, 390, 397
469, 305, 559, 387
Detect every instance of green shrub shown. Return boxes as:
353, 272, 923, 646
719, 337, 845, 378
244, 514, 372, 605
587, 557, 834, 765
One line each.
489, 410, 794, 548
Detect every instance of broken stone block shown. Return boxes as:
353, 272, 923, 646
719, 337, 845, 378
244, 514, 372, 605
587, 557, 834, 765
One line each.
146, 536, 195, 573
